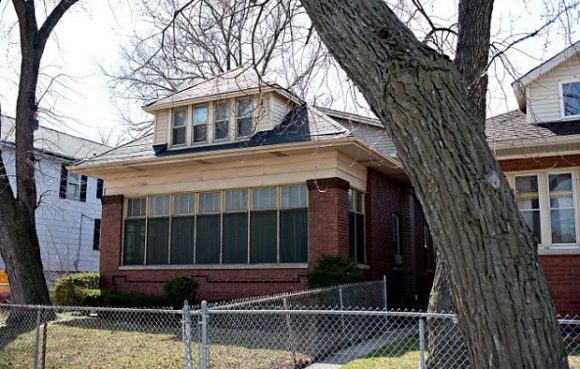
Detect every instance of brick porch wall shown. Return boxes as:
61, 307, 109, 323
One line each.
540, 255, 580, 314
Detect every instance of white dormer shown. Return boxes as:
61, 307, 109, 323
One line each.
512, 41, 580, 124
143, 68, 298, 149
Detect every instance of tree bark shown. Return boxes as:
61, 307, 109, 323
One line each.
426, 1, 494, 367
301, 1, 568, 368
0, 0, 78, 306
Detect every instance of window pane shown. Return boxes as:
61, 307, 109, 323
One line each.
252, 187, 277, 210
563, 82, 580, 117
549, 173, 573, 192
356, 213, 365, 263
349, 212, 355, 259
173, 194, 195, 215
222, 213, 248, 263
355, 191, 364, 213
173, 108, 186, 127
173, 126, 186, 145
237, 118, 253, 137
280, 209, 307, 263
215, 121, 229, 140
193, 105, 208, 125
521, 210, 541, 243
199, 192, 221, 213
250, 211, 277, 263
124, 219, 145, 265
67, 182, 80, 200
193, 124, 207, 142
549, 173, 576, 244
146, 218, 169, 264
196, 215, 221, 264
216, 101, 230, 121
127, 198, 146, 218
225, 190, 248, 212
236, 98, 252, 117
551, 209, 577, 243
236, 98, 253, 137
281, 185, 307, 209
171, 217, 194, 264
149, 195, 169, 216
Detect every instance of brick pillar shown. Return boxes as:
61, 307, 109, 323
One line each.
307, 178, 350, 267
100, 195, 124, 290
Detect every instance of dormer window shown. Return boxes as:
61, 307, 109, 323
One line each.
236, 97, 253, 138
214, 101, 230, 141
562, 81, 580, 118
193, 105, 208, 143
172, 107, 187, 146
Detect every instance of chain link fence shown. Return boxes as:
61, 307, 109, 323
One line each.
0, 294, 578, 369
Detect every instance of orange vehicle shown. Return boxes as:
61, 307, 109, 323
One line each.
0, 270, 10, 299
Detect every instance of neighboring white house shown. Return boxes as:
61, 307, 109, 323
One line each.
0, 116, 111, 280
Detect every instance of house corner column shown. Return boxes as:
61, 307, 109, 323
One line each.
100, 194, 124, 290
307, 177, 350, 268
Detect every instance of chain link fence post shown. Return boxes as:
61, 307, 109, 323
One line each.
33, 307, 42, 369
419, 317, 426, 369
199, 301, 209, 369
182, 301, 193, 369
383, 275, 388, 310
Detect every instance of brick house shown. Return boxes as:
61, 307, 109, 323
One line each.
487, 41, 580, 314
73, 69, 434, 308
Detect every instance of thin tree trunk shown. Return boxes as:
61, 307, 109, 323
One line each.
301, 1, 568, 368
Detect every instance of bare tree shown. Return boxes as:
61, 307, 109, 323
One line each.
0, 0, 79, 307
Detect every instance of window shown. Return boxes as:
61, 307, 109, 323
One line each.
96, 179, 104, 199
392, 213, 402, 264
549, 173, 577, 244
236, 97, 253, 138
122, 185, 308, 266
93, 219, 101, 251
348, 189, 365, 264
172, 107, 187, 146
515, 175, 541, 243
59, 164, 87, 202
214, 101, 230, 140
562, 81, 580, 117
193, 105, 208, 143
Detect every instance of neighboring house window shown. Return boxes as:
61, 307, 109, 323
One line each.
348, 189, 365, 264
93, 219, 101, 251
96, 179, 104, 199
236, 97, 253, 138
214, 101, 230, 141
562, 81, 580, 117
392, 213, 402, 264
548, 173, 577, 244
193, 105, 208, 143
514, 175, 541, 243
122, 184, 308, 266
59, 164, 87, 202
172, 107, 187, 146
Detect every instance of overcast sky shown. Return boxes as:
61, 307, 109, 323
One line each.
0, 0, 578, 144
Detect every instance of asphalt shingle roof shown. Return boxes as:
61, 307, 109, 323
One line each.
0, 115, 111, 161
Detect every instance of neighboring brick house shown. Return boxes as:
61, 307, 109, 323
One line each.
487, 41, 580, 314
72, 69, 434, 308
0, 116, 110, 282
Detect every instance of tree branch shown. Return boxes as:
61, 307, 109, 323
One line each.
37, 0, 79, 51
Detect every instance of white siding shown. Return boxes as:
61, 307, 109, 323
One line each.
527, 57, 580, 123
0, 148, 101, 272
154, 109, 170, 145
271, 93, 292, 127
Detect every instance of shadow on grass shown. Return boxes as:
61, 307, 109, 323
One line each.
366, 337, 419, 358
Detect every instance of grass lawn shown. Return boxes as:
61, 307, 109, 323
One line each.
340, 337, 580, 369
0, 313, 303, 369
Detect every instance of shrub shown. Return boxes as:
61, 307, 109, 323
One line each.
163, 277, 198, 308
53, 273, 100, 306
307, 255, 363, 289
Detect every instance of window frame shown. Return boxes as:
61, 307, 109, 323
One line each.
513, 173, 543, 244
191, 104, 209, 144
392, 213, 402, 264
214, 100, 230, 142
171, 107, 188, 147
348, 188, 366, 264
559, 79, 580, 119
547, 171, 579, 247
66, 171, 82, 201
235, 96, 254, 139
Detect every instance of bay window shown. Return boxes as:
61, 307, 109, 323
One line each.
122, 184, 308, 266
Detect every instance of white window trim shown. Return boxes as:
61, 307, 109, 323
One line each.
559, 79, 580, 120
192, 104, 210, 145
213, 100, 231, 142
546, 171, 579, 247
170, 107, 188, 147
513, 173, 542, 244
66, 171, 82, 201
235, 96, 254, 140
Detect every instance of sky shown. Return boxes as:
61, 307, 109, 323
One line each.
0, 0, 578, 145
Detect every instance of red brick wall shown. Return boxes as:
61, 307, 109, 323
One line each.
540, 254, 580, 314
100, 195, 124, 290
307, 177, 350, 264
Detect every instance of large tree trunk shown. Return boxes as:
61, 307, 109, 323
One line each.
301, 1, 568, 368
426, 1, 494, 367
0, 0, 79, 307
